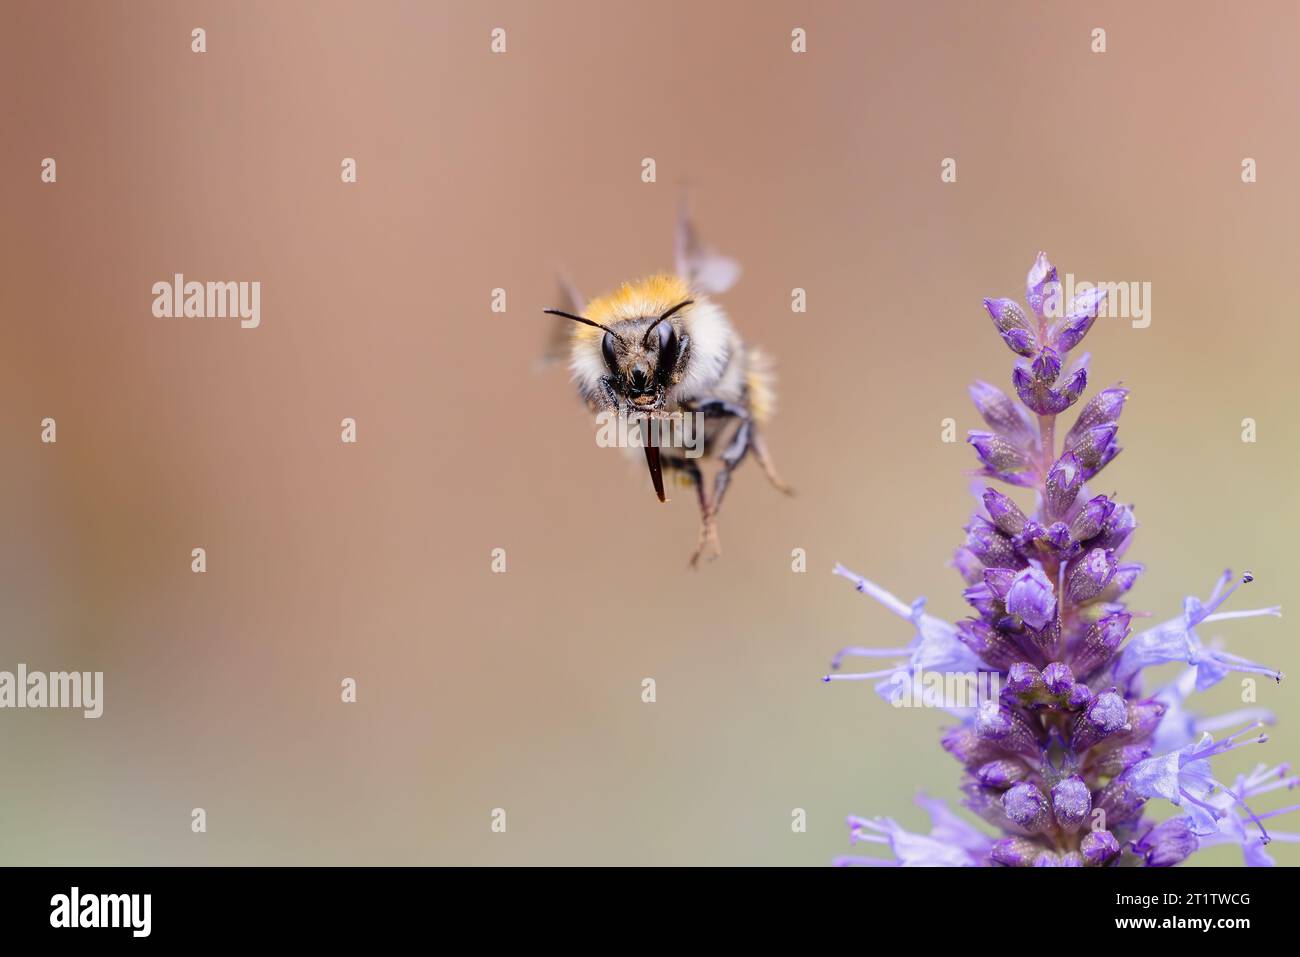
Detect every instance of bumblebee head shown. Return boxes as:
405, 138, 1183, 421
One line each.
544, 298, 692, 413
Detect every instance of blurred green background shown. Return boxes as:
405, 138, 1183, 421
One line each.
2, 0, 1296, 864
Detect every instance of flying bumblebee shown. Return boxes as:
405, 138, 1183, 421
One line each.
543, 206, 791, 566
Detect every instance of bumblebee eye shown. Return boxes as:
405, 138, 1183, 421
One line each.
655, 321, 678, 382
601, 331, 618, 374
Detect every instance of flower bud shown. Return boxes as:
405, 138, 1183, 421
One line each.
1031, 347, 1061, 384
967, 430, 1032, 476
942, 725, 1001, 768
1065, 387, 1128, 447
1071, 689, 1130, 751
969, 380, 1038, 448
1093, 777, 1146, 828
1070, 611, 1131, 677
1053, 287, 1107, 352
1025, 251, 1058, 318
1050, 776, 1092, 832
1067, 423, 1119, 470
1095, 562, 1143, 602
1092, 744, 1152, 778
951, 547, 986, 585
1066, 548, 1116, 604
1025, 616, 1063, 661
1125, 699, 1166, 740
1095, 504, 1137, 552
1006, 567, 1056, 630
1003, 782, 1051, 832
1069, 495, 1114, 542
976, 704, 1041, 759
962, 582, 1001, 618
1013, 362, 1088, 415
982, 488, 1028, 536
1045, 451, 1084, 515
982, 567, 1016, 601
964, 518, 1025, 569
991, 836, 1045, 867
976, 759, 1030, 789
983, 298, 1038, 357
1041, 521, 1073, 551
1080, 829, 1121, 866
955, 619, 1024, 670
1134, 817, 1199, 867
1041, 661, 1074, 697
1006, 661, 1044, 696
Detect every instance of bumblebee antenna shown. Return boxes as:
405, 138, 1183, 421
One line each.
543, 309, 621, 338
641, 299, 694, 347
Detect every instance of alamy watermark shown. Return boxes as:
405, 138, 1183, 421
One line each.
886, 666, 1001, 710
1043, 273, 1151, 329
595, 410, 705, 458
50, 887, 150, 937
152, 273, 261, 329
0, 665, 103, 718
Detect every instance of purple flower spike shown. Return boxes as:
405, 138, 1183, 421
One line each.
1006, 567, 1056, 630
828, 253, 1290, 867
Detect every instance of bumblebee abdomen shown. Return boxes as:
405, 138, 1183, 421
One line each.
744, 346, 777, 426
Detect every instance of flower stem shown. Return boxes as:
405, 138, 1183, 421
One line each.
1038, 414, 1056, 479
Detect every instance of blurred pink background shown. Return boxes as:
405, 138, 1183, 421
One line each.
2, 0, 1297, 864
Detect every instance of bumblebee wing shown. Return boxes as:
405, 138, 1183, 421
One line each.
537, 273, 586, 370
675, 199, 741, 295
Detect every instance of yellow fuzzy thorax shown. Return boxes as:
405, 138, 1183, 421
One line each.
573, 274, 693, 340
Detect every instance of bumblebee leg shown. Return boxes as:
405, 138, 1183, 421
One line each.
708, 416, 752, 524
690, 514, 722, 568
662, 454, 720, 567
660, 454, 709, 514
750, 429, 794, 495
697, 399, 749, 421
